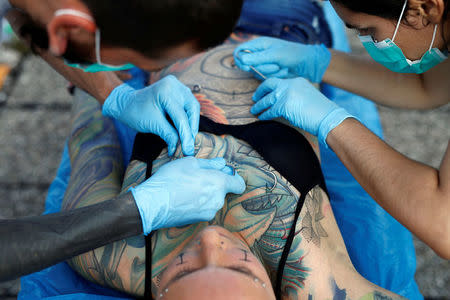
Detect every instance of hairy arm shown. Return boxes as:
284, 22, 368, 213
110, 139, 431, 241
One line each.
0, 193, 142, 282
323, 50, 449, 109
327, 118, 450, 259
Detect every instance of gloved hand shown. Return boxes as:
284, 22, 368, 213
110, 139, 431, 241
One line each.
131, 157, 246, 235
103, 75, 200, 156
234, 37, 331, 83
251, 77, 354, 146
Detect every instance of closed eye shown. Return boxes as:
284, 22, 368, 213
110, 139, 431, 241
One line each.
162, 264, 264, 292
358, 28, 371, 35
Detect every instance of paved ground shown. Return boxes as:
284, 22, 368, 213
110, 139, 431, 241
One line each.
0, 36, 448, 299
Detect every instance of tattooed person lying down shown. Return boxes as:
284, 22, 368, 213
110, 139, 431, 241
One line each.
61, 35, 404, 300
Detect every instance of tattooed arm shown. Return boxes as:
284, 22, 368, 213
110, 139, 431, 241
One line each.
0, 193, 141, 282
60, 92, 148, 296
0, 89, 139, 283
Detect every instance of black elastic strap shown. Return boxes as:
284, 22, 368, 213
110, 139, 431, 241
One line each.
130, 117, 327, 299
274, 192, 307, 300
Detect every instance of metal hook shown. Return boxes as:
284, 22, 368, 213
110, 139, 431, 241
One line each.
226, 163, 237, 176
238, 49, 267, 80
192, 84, 202, 93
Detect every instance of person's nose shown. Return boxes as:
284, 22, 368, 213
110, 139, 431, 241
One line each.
198, 229, 227, 266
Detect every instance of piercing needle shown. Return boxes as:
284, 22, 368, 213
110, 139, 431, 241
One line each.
239, 49, 267, 80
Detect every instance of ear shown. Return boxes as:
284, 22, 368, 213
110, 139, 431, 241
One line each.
405, 0, 445, 29
47, 11, 96, 56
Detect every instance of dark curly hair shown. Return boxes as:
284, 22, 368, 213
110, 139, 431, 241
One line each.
331, 0, 448, 20
82, 0, 244, 58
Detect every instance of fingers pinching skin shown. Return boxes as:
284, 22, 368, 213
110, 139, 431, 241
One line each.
269, 68, 291, 79
197, 157, 227, 170
251, 77, 355, 147
165, 103, 195, 156
253, 78, 281, 101
240, 50, 272, 67
102, 75, 202, 157
251, 92, 277, 115
132, 157, 247, 234
225, 173, 246, 195
255, 64, 281, 75
184, 92, 201, 138
233, 49, 251, 72
235, 37, 271, 53
157, 119, 180, 156
234, 37, 331, 82
258, 107, 279, 121
221, 165, 235, 176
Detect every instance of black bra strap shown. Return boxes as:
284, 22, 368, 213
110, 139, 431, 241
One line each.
129, 117, 327, 299
274, 193, 306, 299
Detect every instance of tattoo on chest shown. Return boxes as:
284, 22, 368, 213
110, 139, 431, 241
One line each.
122, 132, 327, 296
63, 52, 326, 298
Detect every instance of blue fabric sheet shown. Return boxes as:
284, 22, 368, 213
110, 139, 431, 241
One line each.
19, 3, 422, 299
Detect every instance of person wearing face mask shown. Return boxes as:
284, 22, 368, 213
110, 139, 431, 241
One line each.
234, 0, 450, 259
1, 0, 244, 156
0, 0, 248, 282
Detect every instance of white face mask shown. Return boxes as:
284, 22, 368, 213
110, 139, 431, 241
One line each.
55, 9, 134, 73
358, 0, 447, 74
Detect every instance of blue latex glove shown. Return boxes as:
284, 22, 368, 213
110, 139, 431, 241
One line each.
103, 75, 200, 156
131, 157, 246, 235
234, 37, 331, 83
252, 78, 354, 146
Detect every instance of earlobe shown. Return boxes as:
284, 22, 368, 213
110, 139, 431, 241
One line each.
47, 12, 96, 56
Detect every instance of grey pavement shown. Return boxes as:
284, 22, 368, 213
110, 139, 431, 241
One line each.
0, 38, 449, 299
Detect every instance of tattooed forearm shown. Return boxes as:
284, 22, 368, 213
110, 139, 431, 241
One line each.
60, 94, 148, 294
0, 193, 141, 282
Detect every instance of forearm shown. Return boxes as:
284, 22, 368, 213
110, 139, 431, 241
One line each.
0, 192, 143, 282
38, 50, 122, 103
6, 9, 122, 104
323, 50, 449, 109
327, 119, 450, 258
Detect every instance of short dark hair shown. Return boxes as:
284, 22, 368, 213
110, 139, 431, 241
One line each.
331, 0, 448, 20
82, 0, 244, 57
